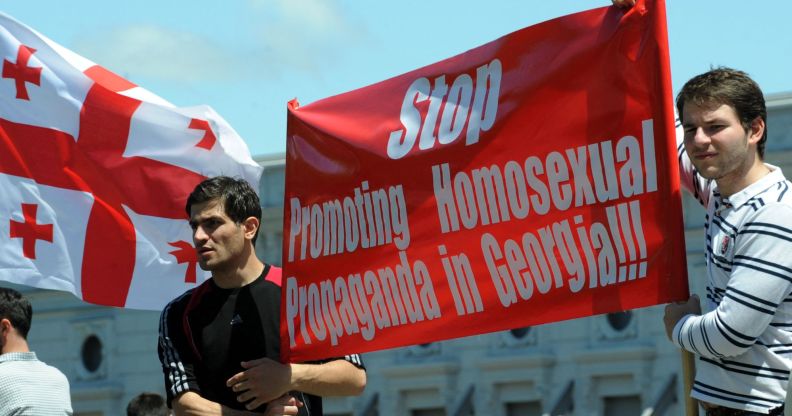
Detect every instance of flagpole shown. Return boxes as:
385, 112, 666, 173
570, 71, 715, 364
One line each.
681, 350, 698, 416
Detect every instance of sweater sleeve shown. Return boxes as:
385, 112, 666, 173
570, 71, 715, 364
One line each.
672, 203, 792, 358
158, 294, 201, 406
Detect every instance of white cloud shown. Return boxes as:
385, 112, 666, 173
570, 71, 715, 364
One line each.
246, 0, 368, 74
73, 25, 240, 83
71, 1, 367, 84
270, 0, 347, 33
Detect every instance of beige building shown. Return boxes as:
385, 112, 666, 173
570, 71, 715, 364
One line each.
2, 92, 791, 415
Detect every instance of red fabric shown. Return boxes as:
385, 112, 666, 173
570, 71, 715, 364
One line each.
265, 265, 283, 286
281, 0, 686, 362
0, 65, 205, 306
0, 13, 262, 310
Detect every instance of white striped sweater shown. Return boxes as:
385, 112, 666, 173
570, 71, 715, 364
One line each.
674, 130, 792, 413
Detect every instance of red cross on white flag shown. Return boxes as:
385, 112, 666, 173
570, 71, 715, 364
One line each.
0, 13, 263, 310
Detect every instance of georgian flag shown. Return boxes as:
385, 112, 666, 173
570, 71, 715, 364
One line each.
0, 12, 263, 310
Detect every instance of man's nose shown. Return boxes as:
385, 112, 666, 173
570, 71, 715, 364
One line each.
692, 127, 710, 146
193, 226, 208, 243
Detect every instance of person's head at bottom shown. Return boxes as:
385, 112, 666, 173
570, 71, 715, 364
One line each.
127, 392, 169, 416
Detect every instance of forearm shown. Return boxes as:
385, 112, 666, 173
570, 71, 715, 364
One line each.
290, 360, 366, 397
687, 236, 792, 356
173, 391, 261, 416
673, 306, 771, 358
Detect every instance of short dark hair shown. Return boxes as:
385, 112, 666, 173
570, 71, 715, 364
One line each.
185, 176, 262, 242
676, 67, 768, 158
0, 287, 33, 339
127, 392, 169, 416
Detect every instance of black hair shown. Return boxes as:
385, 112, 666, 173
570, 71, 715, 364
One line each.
127, 392, 169, 416
0, 287, 32, 339
676, 67, 767, 158
185, 176, 262, 243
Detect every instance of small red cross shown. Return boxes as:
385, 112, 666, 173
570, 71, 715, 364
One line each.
168, 240, 198, 283
9, 203, 53, 259
2, 45, 42, 100
188, 118, 217, 150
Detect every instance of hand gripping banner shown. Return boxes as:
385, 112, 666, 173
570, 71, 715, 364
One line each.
282, 0, 686, 362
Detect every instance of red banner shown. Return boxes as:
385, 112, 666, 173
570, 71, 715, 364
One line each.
281, 0, 686, 362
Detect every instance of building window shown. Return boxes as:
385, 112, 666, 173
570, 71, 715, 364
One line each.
495, 325, 537, 349
594, 310, 637, 341
70, 318, 112, 381
81, 334, 103, 373
506, 401, 542, 416
603, 395, 642, 415
509, 327, 531, 339
607, 311, 633, 331
404, 342, 441, 358
411, 409, 445, 416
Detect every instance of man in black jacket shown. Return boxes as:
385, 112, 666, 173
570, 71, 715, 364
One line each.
158, 176, 365, 415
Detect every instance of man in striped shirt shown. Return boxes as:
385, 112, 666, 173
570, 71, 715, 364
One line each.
158, 177, 366, 415
666, 68, 792, 415
0, 287, 73, 415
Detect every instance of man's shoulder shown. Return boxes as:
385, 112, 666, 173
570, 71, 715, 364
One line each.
741, 173, 792, 219
251, 271, 284, 303
747, 197, 792, 222
738, 198, 792, 248
161, 284, 202, 318
38, 360, 69, 382
251, 265, 284, 295
0, 354, 67, 378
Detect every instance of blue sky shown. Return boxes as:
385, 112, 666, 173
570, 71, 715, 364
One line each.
3, 1, 790, 157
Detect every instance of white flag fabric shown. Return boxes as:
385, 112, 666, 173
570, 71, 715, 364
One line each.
0, 12, 263, 310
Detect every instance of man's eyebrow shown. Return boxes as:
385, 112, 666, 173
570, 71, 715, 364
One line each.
190, 214, 222, 223
683, 117, 725, 127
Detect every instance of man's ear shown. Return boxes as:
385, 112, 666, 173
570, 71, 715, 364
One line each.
242, 217, 260, 241
0, 318, 10, 338
748, 116, 765, 145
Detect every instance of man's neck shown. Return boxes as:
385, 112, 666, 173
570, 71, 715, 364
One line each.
212, 258, 266, 289
1, 337, 30, 354
717, 157, 771, 198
